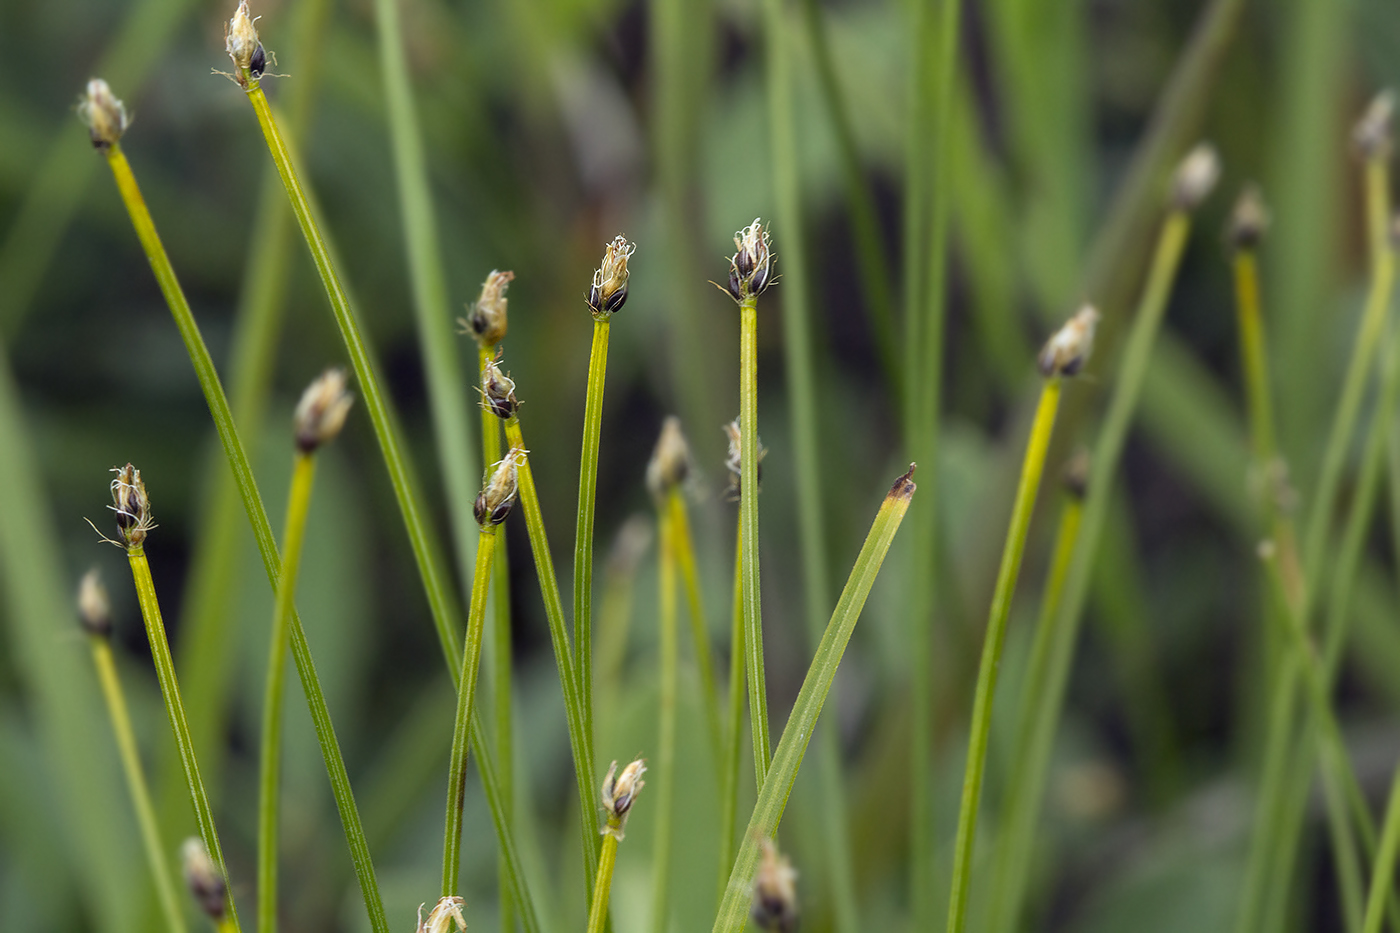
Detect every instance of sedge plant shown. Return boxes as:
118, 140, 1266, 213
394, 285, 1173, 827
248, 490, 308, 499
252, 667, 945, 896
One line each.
589, 760, 648, 933
257, 369, 354, 933
944, 305, 1099, 933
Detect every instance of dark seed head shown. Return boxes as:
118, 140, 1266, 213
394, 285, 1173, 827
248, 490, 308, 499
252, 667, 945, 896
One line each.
250, 43, 266, 78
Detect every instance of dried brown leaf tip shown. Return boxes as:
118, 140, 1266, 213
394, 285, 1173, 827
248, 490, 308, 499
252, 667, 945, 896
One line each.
221, 0, 270, 89
725, 218, 775, 303
459, 269, 514, 347
478, 350, 518, 420
475, 447, 522, 527
723, 418, 767, 500
1354, 91, 1395, 161
1227, 184, 1270, 251
78, 79, 129, 151
646, 416, 691, 498
587, 235, 635, 318
294, 368, 354, 453
78, 568, 113, 637
417, 896, 468, 933
181, 837, 226, 920
103, 464, 156, 548
750, 838, 799, 933
1037, 305, 1100, 378
600, 757, 646, 838
1170, 143, 1220, 212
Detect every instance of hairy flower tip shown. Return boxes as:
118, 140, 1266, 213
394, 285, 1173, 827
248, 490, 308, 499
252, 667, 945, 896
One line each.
725, 218, 775, 302
1170, 143, 1220, 211
478, 351, 518, 420
750, 838, 799, 933
294, 368, 354, 453
78, 79, 129, 151
587, 235, 636, 318
417, 896, 468, 933
600, 757, 647, 838
646, 416, 691, 498
181, 837, 226, 920
223, 0, 268, 88
78, 568, 113, 637
107, 464, 156, 547
1227, 184, 1270, 251
474, 447, 522, 527
1062, 448, 1091, 500
1037, 304, 1100, 378
459, 269, 514, 346
1354, 91, 1396, 160
723, 418, 767, 501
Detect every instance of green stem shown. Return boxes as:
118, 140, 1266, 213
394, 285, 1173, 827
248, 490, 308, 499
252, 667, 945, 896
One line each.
504, 415, 601, 906
717, 521, 745, 906
1363, 761, 1400, 933
443, 530, 498, 896
127, 546, 241, 932
575, 319, 609, 784
100, 139, 390, 933
670, 490, 724, 771
244, 84, 466, 683
89, 636, 187, 933
739, 296, 771, 786
711, 467, 915, 933
586, 833, 620, 933
986, 490, 1084, 933
650, 498, 678, 933
479, 346, 515, 930
945, 379, 1061, 933
257, 452, 318, 933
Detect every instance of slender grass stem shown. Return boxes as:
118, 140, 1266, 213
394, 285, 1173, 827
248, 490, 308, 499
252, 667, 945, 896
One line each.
244, 84, 466, 679
586, 834, 620, 933
99, 139, 391, 933
650, 498, 678, 933
986, 486, 1084, 933
88, 635, 187, 933
257, 452, 317, 933
479, 346, 516, 929
945, 379, 1061, 933
127, 546, 241, 931
1363, 761, 1400, 933
574, 318, 609, 796
717, 521, 745, 906
504, 415, 601, 904
670, 489, 724, 769
711, 467, 914, 933
443, 529, 497, 896
738, 295, 771, 786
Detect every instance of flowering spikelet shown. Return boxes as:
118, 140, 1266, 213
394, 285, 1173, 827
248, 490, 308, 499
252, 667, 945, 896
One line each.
600, 758, 646, 838
723, 418, 766, 500
417, 896, 468, 933
646, 416, 691, 498
587, 236, 635, 318
293, 368, 354, 453
458, 270, 514, 347
105, 464, 156, 548
1354, 91, 1395, 161
478, 351, 518, 420
222, 0, 269, 88
78, 79, 129, 150
474, 448, 522, 527
1170, 143, 1220, 212
181, 837, 226, 920
725, 218, 774, 302
1227, 185, 1270, 251
1037, 305, 1100, 378
78, 568, 113, 637
750, 838, 798, 933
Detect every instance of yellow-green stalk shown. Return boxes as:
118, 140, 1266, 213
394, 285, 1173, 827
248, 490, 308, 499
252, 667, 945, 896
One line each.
945, 306, 1096, 933
985, 453, 1089, 933
577, 236, 634, 768
717, 519, 745, 906
724, 219, 776, 786
670, 488, 725, 769
589, 759, 648, 933
79, 570, 187, 933
460, 270, 517, 929
257, 370, 353, 933
1363, 760, 1400, 933
98, 465, 240, 931
443, 451, 518, 895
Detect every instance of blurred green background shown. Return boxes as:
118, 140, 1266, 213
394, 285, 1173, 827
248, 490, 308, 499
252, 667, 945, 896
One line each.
4, 0, 1400, 930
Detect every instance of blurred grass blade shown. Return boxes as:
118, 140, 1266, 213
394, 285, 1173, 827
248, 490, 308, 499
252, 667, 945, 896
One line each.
711, 467, 914, 933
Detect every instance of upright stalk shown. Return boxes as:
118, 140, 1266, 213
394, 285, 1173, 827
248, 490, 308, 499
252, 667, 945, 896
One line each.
717, 521, 745, 905
670, 490, 724, 769
257, 452, 318, 933
587, 835, 621, 933
738, 285, 770, 785
1363, 761, 1400, 933
945, 376, 1064, 933
575, 317, 610, 755
650, 495, 678, 933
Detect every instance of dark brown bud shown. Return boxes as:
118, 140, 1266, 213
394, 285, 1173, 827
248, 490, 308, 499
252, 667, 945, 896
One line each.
1227, 185, 1270, 251
181, 837, 226, 920
725, 219, 775, 302
474, 448, 521, 527
478, 352, 518, 420
750, 838, 799, 933
78, 569, 113, 637
1062, 449, 1090, 500
458, 270, 514, 347
587, 236, 635, 318
1037, 305, 1100, 378
78, 79, 129, 151
108, 464, 155, 548
646, 416, 690, 498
